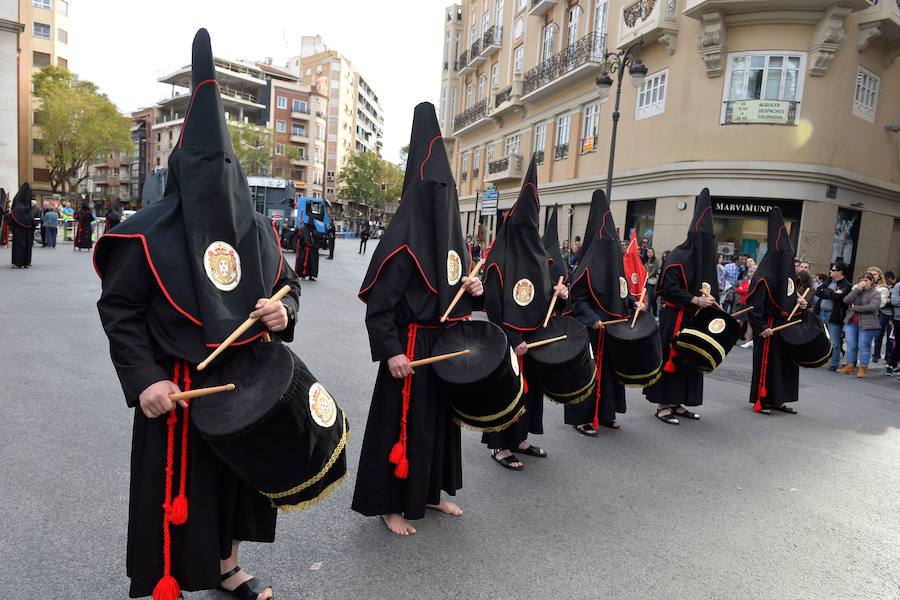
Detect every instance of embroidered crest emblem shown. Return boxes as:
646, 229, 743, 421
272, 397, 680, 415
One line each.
787, 277, 795, 296
447, 250, 462, 286
631, 273, 639, 285
308, 382, 337, 428
204, 241, 241, 291
510, 346, 520, 376
619, 277, 628, 299
513, 278, 535, 306
708, 318, 726, 335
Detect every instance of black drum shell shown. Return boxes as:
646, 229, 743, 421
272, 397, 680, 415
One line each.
605, 311, 663, 387
524, 316, 595, 404
673, 307, 741, 372
780, 313, 832, 368
192, 343, 348, 510
432, 320, 525, 432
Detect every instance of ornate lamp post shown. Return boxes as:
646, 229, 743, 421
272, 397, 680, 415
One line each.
595, 41, 648, 202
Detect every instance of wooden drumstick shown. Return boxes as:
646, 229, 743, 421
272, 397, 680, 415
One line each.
731, 306, 753, 318
787, 288, 810, 321
599, 318, 629, 327
408, 349, 471, 368
440, 259, 485, 323
197, 284, 292, 371
169, 383, 236, 402
525, 334, 568, 349
631, 288, 646, 329
543, 276, 565, 328
769, 320, 802, 334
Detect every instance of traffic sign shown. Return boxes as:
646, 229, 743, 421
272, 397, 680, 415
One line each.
480, 190, 499, 216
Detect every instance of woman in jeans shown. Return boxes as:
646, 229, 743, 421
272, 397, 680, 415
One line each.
837, 273, 883, 378
867, 266, 891, 362
644, 247, 661, 317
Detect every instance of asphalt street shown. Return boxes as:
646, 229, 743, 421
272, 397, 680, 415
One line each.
0, 238, 898, 600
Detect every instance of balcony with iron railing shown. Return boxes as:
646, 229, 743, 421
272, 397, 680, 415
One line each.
486, 153, 524, 183
534, 150, 545, 165
453, 98, 490, 135
616, 0, 680, 52
522, 33, 606, 102
490, 75, 525, 120
458, 50, 473, 75
469, 39, 484, 65
857, 0, 900, 63
553, 143, 569, 161
529, 0, 557, 17
480, 25, 502, 57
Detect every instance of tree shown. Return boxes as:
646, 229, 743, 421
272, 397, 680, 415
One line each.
33, 66, 132, 195
337, 151, 404, 215
227, 121, 273, 176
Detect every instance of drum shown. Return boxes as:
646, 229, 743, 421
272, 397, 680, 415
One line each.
524, 316, 595, 404
673, 306, 742, 372
191, 342, 348, 511
605, 311, 663, 387
432, 320, 525, 432
780, 312, 832, 368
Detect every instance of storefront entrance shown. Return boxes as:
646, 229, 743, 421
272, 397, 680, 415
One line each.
711, 198, 802, 262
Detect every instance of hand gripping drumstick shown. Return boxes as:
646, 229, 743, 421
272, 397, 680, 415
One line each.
440, 259, 485, 323
787, 288, 810, 321
169, 383, 236, 402
631, 288, 647, 329
769, 319, 802, 334
408, 349, 471, 368
525, 334, 568, 349
197, 284, 292, 371
543, 276, 566, 328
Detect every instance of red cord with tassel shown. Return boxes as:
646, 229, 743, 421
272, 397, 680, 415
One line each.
664, 304, 685, 374
754, 316, 774, 413
153, 361, 182, 600
170, 361, 191, 526
591, 329, 605, 430
389, 324, 418, 479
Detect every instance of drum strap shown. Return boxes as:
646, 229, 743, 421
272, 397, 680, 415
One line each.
389, 324, 418, 480
518, 356, 528, 394
754, 316, 774, 411
591, 329, 606, 430
153, 359, 192, 600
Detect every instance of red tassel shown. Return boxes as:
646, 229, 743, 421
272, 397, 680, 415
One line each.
388, 442, 404, 465
664, 357, 677, 373
759, 385, 767, 398
394, 457, 409, 479
753, 399, 762, 413
169, 495, 188, 526
152, 575, 181, 600
591, 416, 600, 430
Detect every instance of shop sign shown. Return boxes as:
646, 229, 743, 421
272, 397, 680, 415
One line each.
712, 199, 802, 220
581, 136, 595, 153
727, 100, 794, 125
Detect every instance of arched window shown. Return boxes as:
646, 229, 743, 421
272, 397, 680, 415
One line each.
567, 5, 581, 47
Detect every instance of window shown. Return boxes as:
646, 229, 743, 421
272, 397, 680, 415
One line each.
581, 103, 599, 152
504, 133, 520, 156
636, 69, 668, 120
533, 122, 547, 163
461, 151, 469, 182
852, 66, 879, 122
292, 99, 308, 113
541, 24, 557, 61
326, 188, 335, 196
482, 11, 490, 37
315, 147, 324, 162
518, 0, 527, 10
304, 68, 312, 77
33, 0, 51, 9
276, 96, 287, 110
33, 51, 51, 67
274, 167, 284, 178
33, 168, 50, 183
567, 5, 581, 47
486, 141, 494, 163
491, 62, 499, 89
473, 149, 481, 177
316, 64, 323, 74
292, 124, 306, 137
514, 46, 524, 73
274, 143, 285, 155
57, 57, 67, 69
57, 28, 67, 44
275, 120, 287, 133
514, 17, 524, 40
317, 125, 325, 140
495, 0, 504, 35
594, 0, 609, 55
440, 87, 448, 123
297, 147, 306, 159
723, 52, 805, 124
450, 88, 458, 126
554, 114, 571, 160
479, 75, 487, 100
57, 0, 67, 14
33, 22, 51, 39
466, 82, 474, 107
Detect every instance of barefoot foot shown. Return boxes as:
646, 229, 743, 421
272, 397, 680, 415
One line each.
381, 513, 417, 536
426, 499, 463, 516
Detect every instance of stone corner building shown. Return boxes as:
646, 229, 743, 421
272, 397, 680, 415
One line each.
438, 0, 900, 277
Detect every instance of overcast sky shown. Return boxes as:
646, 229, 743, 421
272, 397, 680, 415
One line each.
69, 0, 450, 164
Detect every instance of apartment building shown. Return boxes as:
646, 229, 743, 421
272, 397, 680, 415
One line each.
440, 0, 900, 277
90, 152, 132, 200
17, 0, 70, 202
0, 1, 23, 192
356, 74, 384, 156
129, 106, 157, 203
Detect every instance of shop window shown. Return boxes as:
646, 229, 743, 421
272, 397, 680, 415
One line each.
852, 66, 879, 123
625, 199, 656, 242
832, 207, 861, 270
636, 69, 667, 121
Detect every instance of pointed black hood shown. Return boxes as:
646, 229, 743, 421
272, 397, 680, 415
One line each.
661, 188, 718, 299
570, 189, 629, 318
748, 207, 796, 313
543, 203, 569, 283
94, 29, 285, 353
359, 102, 471, 320
106, 198, 123, 220
484, 156, 552, 330
9, 183, 33, 228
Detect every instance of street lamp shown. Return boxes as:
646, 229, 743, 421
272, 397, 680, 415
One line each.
594, 40, 647, 202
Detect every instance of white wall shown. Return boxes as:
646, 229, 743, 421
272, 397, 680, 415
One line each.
0, 0, 20, 192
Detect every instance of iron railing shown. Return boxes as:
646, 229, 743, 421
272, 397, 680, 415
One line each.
481, 25, 501, 51
459, 50, 469, 68
554, 143, 569, 160
523, 32, 606, 96
470, 40, 481, 61
453, 99, 488, 131
461, 171, 468, 182
488, 157, 510, 174
495, 85, 513, 107
535, 150, 545, 165
472, 167, 480, 179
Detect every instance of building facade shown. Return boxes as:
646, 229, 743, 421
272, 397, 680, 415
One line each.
0, 1, 23, 193
17, 0, 70, 202
440, 0, 900, 277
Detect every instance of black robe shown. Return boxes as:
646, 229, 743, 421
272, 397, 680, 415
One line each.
9, 216, 34, 267
351, 251, 462, 519
97, 239, 301, 598
748, 290, 799, 408
295, 226, 319, 278
74, 209, 94, 249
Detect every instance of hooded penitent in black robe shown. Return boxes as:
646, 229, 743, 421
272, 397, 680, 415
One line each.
8, 183, 35, 267
94, 30, 301, 599
565, 190, 631, 428
543, 203, 569, 285
644, 189, 718, 407
352, 102, 472, 520
105, 198, 124, 233
1, 188, 10, 247
747, 207, 799, 411
74, 202, 95, 249
295, 219, 319, 279
481, 156, 556, 451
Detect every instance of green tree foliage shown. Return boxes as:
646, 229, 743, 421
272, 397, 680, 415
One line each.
337, 151, 404, 211
33, 66, 131, 194
227, 121, 273, 176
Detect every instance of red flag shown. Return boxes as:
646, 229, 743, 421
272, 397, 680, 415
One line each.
623, 232, 647, 298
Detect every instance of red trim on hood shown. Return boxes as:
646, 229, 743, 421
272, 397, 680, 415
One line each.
569, 268, 627, 319
419, 135, 443, 180
747, 277, 787, 313
6, 210, 32, 228
177, 79, 219, 149
693, 205, 712, 232
774, 225, 786, 252
484, 262, 504, 289
661, 262, 689, 291
358, 244, 439, 302
598, 211, 610, 239
93, 233, 203, 326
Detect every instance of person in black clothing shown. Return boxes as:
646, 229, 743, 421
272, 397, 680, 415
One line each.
8, 183, 36, 268
352, 102, 483, 536
105, 197, 124, 233
295, 218, 319, 280
326, 221, 336, 260
74, 201, 95, 250
359, 221, 370, 254
814, 261, 852, 370
94, 30, 298, 600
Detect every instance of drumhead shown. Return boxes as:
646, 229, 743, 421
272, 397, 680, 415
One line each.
192, 342, 294, 436
606, 310, 656, 341
432, 320, 508, 384
780, 312, 826, 345
524, 316, 589, 364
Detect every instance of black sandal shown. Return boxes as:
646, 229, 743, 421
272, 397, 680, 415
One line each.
758, 407, 773, 415
774, 405, 797, 414
574, 423, 598, 437
219, 566, 274, 600
517, 444, 547, 457
673, 408, 700, 420
655, 409, 679, 425
492, 450, 524, 470
601, 419, 621, 429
